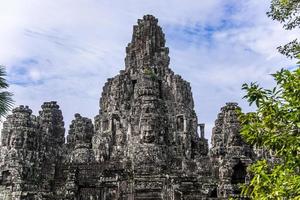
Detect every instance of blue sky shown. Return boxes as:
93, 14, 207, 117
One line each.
0, 0, 298, 144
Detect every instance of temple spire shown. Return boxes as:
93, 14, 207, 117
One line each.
125, 15, 169, 73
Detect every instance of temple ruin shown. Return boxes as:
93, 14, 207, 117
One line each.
0, 15, 256, 200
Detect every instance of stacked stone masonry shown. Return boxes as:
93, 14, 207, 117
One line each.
0, 15, 257, 199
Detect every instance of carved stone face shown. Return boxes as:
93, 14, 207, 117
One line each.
10, 130, 24, 149
141, 123, 155, 143
143, 130, 155, 143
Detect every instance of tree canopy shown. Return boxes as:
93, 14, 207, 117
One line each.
268, 0, 300, 58
240, 68, 300, 199
239, 0, 300, 199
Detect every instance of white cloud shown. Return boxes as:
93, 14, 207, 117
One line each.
0, 0, 298, 144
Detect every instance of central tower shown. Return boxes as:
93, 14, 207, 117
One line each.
125, 15, 169, 74
93, 15, 208, 174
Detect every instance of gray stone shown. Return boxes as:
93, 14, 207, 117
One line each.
0, 15, 258, 199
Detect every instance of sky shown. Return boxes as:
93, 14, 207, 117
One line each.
0, 0, 299, 144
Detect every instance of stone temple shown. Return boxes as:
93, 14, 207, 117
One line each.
0, 15, 257, 199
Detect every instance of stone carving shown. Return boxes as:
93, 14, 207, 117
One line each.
0, 106, 41, 199
210, 103, 254, 198
67, 113, 95, 163
0, 15, 258, 199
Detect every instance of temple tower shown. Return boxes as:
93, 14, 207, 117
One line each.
93, 15, 208, 174
0, 15, 257, 200
210, 103, 254, 198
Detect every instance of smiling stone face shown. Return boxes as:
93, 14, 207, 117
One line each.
141, 124, 155, 143
10, 130, 24, 149
139, 102, 158, 143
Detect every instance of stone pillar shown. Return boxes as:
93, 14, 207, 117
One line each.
198, 123, 205, 139
38, 101, 65, 195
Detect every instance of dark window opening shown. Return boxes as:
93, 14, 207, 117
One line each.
176, 115, 184, 132
158, 80, 163, 99
209, 188, 218, 197
132, 79, 137, 94
145, 107, 150, 113
103, 120, 109, 131
191, 140, 197, 159
112, 118, 117, 145
164, 127, 169, 145
231, 161, 247, 184
1, 170, 11, 184
7, 131, 12, 147
174, 191, 182, 200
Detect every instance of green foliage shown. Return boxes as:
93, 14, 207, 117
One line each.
268, 0, 300, 30
239, 68, 300, 199
143, 67, 158, 80
237, 1, 300, 199
0, 65, 13, 117
143, 67, 152, 75
268, 0, 300, 58
278, 39, 300, 59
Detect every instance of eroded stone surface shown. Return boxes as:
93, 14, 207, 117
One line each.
0, 15, 256, 200
210, 103, 254, 198
67, 113, 95, 163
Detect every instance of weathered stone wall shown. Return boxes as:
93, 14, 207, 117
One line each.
210, 103, 254, 198
67, 113, 95, 163
38, 101, 65, 198
0, 106, 41, 199
0, 15, 256, 200
93, 15, 208, 174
